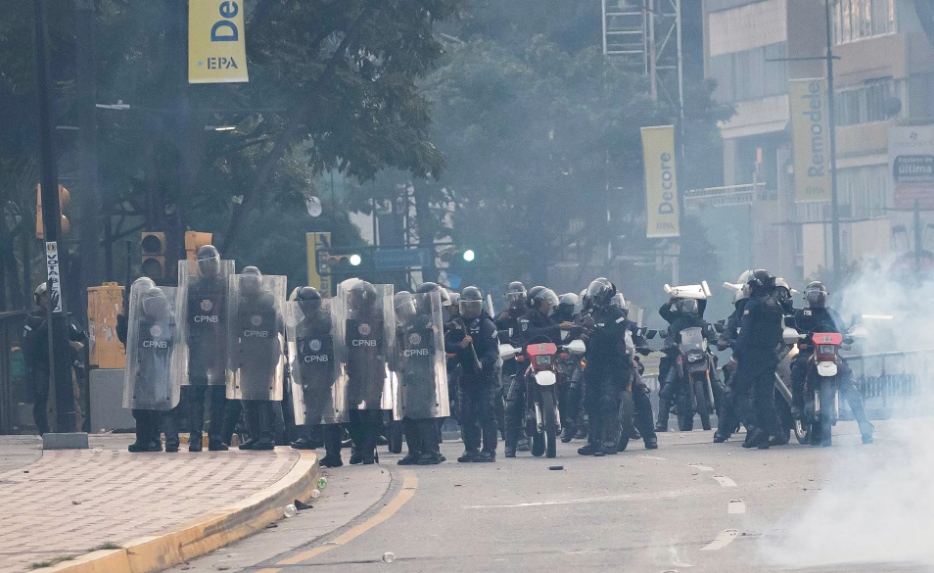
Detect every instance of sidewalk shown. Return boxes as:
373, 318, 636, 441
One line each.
0, 434, 318, 573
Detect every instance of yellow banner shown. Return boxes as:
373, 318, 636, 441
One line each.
306, 232, 331, 295
189, 0, 249, 84
641, 125, 680, 238
790, 79, 832, 203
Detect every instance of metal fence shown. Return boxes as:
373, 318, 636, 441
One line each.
0, 311, 30, 435
844, 348, 933, 419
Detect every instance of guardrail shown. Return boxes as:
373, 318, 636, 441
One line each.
844, 348, 933, 418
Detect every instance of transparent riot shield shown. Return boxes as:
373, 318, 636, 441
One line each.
178, 259, 235, 386
392, 291, 450, 420
335, 280, 395, 410
287, 298, 346, 425
226, 274, 287, 401
123, 284, 188, 411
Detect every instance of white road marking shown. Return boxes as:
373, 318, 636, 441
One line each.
727, 500, 746, 514
463, 489, 692, 509
636, 455, 668, 461
712, 475, 737, 487
701, 529, 739, 551
689, 463, 714, 472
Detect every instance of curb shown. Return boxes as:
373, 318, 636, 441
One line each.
37, 449, 319, 573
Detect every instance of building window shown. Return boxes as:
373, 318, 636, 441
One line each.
832, 0, 895, 45
838, 164, 889, 219
835, 78, 900, 126
709, 42, 787, 103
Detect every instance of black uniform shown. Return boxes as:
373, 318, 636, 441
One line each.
735, 293, 783, 447
791, 307, 873, 438
345, 308, 386, 463
22, 310, 84, 435
715, 299, 748, 441
185, 275, 229, 449
447, 315, 499, 458
581, 305, 632, 453
294, 309, 342, 461
494, 307, 525, 435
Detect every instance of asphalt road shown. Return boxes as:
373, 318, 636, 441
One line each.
169, 418, 934, 573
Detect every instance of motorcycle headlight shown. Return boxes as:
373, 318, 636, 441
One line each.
687, 352, 704, 363
819, 344, 835, 355
534, 355, 553, 368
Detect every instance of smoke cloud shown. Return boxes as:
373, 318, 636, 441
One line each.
758, 257, 934, 569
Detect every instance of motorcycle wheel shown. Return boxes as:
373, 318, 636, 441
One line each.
693, 378, 711, 431
819, 381, 835, 447
389, 421, 403, 454
617, 391, 635, 452
531, 430, 545, 457
677, 390, 693, 431
542, 389, 558, 459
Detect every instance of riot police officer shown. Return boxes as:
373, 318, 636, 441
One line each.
656, 297, 711, 432
495, 281, 527, 440
228, 266, 286, 451
791, 281, 873, 445
183, 245, 232, 452
342, 280, 392, 465
714, 285, 749, 443
394, 285, 449, 465
289, 287, 344, 466
578, 279, 632, 456
735, 269, 784, 449
124, 285, 184, 452
448, 286, 499, 462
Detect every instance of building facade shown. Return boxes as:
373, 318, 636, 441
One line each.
698, 0, 934, 285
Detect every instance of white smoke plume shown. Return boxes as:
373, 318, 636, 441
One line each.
759, 256, 934, 569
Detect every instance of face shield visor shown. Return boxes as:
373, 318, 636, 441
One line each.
459, 299, 483, 320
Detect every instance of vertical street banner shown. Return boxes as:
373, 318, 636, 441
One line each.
789, 79, 832, 203
889, 125, 934, 209
306, 232, 332, 296
189, 0, 249, 83
641, 125, 680, 238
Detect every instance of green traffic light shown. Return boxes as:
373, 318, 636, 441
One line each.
463, 249, 475, 262
349, 254, 362, 266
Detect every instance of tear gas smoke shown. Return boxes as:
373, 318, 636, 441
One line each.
759, 257, 934, 569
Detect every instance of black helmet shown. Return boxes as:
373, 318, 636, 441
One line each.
609, 292, 626, 309
348, 279, 378, 309
241, 266, 263, 293
746, 269, 774, 295
459, 285, 484, 319
557, 292, 580, 319
804, 281, 828, 308
416, 281, 451, 306
505, 281, 527, 310
196, 245, 221, 277
527, 287, 559, 313
586, 278, 616, 309
296, 286, 322, 314
33, 282, 48, 306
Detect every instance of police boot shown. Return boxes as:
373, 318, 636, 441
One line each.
713, 431, 728, 443
560, 422, 575, 443
239, 403, 264, 450
457, 449, 479, 463
517, 435, 530, 452
741, 426, 759, 449
398, 419, 421, 465
859, 421, 874, 444
577, 435, 601, 456
416, 420, 445, 465
358, 411, 380, 464
208, 436, 229, 452
320, 426, 343, 468
769, 430, 790, 446
252, 405, 276, 451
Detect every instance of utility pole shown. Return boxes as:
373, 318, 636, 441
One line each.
824, 0, 843, 286
34, 0, 77, 432
76, 0, 100, 320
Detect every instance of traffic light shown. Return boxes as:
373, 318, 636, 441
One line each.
184, 231, 214, 263
323, 253, 364, 273
140, 232, 167, 279
35, 184, 71, 240
462, 249, 476, 263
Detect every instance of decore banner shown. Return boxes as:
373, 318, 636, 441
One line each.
790, 78, 832, 203
641, 125, 680, 238
189, 0, 249, 84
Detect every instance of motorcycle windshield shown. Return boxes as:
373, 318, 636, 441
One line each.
679, 327, 705, 354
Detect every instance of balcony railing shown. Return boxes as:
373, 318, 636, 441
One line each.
684, 182, 771, 210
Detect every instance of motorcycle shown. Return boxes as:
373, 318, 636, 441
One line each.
797, 327, 864, 447
669, 326, 717, 431
499, 338, 587, 458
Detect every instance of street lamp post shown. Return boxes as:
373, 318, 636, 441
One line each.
824, 0, 843, 285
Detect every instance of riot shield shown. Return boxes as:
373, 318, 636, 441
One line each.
287, 298, 346, 425
335, 280, 396, 410
226, 274, 287, 401
178, 259, 235, 386
123, 284, 187, 411
392, 291, 450, 420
